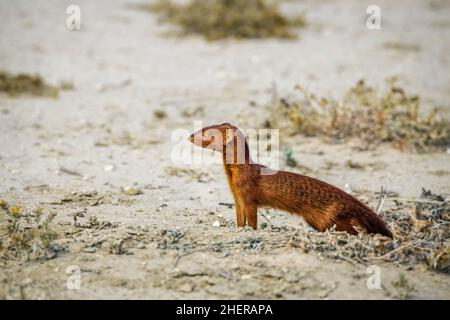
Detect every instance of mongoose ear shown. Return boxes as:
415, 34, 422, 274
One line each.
224, 128, 234, 145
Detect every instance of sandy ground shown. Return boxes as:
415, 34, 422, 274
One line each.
0, 0, 449, 299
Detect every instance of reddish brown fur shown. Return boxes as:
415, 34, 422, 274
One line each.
190, 123, 393, 238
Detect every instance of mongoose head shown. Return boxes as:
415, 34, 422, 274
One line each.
189, 123, 240, 152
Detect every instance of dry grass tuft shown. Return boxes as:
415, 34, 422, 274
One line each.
147, 0, 305, 41
146, 190, 448, 273
0, 71, 59, 97
288, 189, 450, 273
264, 78, 450, 152
154, 109, 167, 119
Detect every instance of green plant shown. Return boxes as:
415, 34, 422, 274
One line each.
284, 149, 298, 167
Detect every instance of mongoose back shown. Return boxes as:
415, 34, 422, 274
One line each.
190, 123, 393, 238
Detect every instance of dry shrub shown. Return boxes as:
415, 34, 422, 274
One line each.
0, 71, 59, 97
148, 192, 448, 273
0, 199, 59, 263
288, 189, 450, 273
264, 78, 450, 152
148, 0, 305, 40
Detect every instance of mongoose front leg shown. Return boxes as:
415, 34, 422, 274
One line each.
234, 200, 246, 227
244, 205, 258, 230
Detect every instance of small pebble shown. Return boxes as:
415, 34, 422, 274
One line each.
82, 246, 97, 253
121, 187, 143, 196
212, 220, 220, 227
104, 165, 115, 172
344, 183, 353, 193
137, 241, 145, 249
